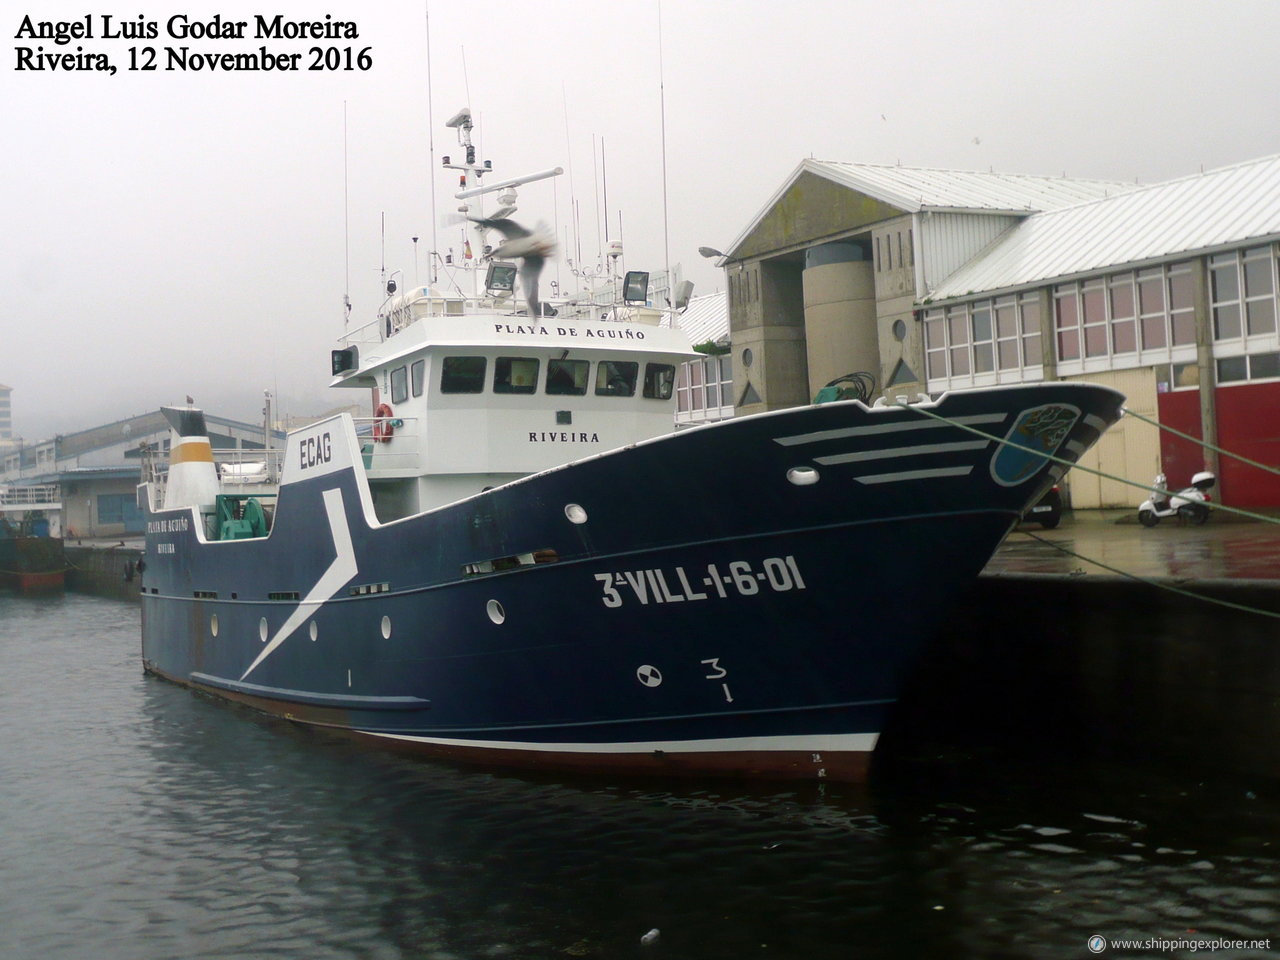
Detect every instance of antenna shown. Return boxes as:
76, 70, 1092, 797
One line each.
553, 174, 561, 294
602, 136, 610, 243
424, 0, 438, 284
658, 0, 671, 288
343, 100, 351, 325
593, 133, 602, 268
561, 82, 579, 289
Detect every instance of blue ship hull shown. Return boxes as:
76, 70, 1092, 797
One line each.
140, 384, 1123, 780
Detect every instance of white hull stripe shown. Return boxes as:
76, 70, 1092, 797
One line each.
815, 439, 989, 466
853, 465, 974, 485
1084, 413, 1110, 432
773, 413, 1007, 447
362, 730, 880, 755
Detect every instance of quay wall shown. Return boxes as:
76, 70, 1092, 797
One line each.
61, 547, 1280, 780
65, 544, 144, 602
890, 574, 1280, 782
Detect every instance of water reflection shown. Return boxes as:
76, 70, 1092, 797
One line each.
994, 520, 1280, 581
2, 594, 1278, 960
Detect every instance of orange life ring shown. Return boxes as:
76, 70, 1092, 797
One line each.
373, 402, 395, 443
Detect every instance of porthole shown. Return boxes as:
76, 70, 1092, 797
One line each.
892, 319, 907, 341
259, 617, 269, 642
210, 614, 219, 637
787, 466, 820, 486
565, 503, 588, 524
381, 615, 392, 639
309, 621, 318, 642
486, 599, 506, 625
742, 347, 754, 368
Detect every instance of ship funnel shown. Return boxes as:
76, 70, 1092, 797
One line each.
161, 405, 220, 512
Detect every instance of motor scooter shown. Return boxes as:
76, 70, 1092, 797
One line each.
1137, 471, 1215, 526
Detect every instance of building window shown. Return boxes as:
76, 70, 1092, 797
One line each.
1108, 275, 1137, 353
970, 302, 994, 373
1214, 349, 1280, 385
923, 296, 1044, 387
1250, 351, 1280, 380
1055, 288, 1080, 361
1168, 264, 1195, 345
1138, 269, 1167, 348
1054, 261, 1196, 372
1244, 247, 1277, 335
1217, 355, 1248, 383
1021, 295, 1042, 366
948, 311, 970, 375
1212, 247, 1278, 342
1211, 253, 1242, 339
1209, 247, 1280, 382
1081, 281, 1108, 357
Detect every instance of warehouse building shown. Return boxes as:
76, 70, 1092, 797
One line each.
719, 155, 1280, 507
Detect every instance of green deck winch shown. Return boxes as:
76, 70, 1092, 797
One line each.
214, 494, 272, 540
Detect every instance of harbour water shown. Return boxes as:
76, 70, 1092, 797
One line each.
2, 592, 1277, 960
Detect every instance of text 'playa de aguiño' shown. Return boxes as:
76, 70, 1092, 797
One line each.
13, 14, 370, 75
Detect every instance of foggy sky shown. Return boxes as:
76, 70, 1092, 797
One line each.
4, 0, 1278, 441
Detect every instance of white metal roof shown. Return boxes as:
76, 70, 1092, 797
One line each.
930, 154, 1280, 301
806, 160, 1132, 214
675, 292, 728, 345
724, 160, 1132, 258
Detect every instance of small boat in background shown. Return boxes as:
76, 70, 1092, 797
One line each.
0, 485, 64, 593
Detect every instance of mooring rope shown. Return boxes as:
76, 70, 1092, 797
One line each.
1015, 530, 1280, 621
1120, 405, 1280, 479
892, 402, 1280, 527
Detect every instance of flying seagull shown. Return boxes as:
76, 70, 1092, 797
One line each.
469, 217, 556, 318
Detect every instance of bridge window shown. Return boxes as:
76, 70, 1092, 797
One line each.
595, 361, 638, 397
390, 365, 409, 404
547, 359, 589, 395
441, 356, 486, 393
494, 357, 540, 394
643, 363, 675, 400
411, 359, 425, 397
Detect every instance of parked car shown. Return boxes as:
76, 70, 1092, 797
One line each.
1021, 484, 1062, 529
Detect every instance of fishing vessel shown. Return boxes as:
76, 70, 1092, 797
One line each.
0, 485, 64, 593
137, 115, 1125, 781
